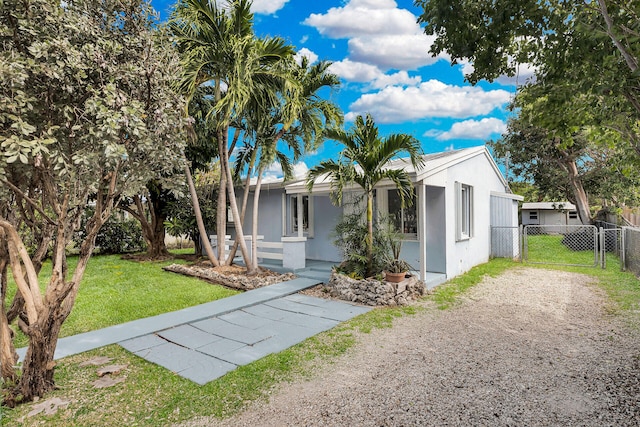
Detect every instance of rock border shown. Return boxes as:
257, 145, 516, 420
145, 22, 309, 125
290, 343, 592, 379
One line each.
327, 271, 425, 306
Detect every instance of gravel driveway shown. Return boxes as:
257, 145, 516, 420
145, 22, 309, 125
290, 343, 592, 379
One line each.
181, 268, 640, 426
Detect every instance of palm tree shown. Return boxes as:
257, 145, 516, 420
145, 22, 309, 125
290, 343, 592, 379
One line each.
307, 114, 424, 277
170, 0, 297, 269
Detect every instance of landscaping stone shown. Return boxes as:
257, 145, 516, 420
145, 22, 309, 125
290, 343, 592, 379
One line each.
163, 263, 296, 291
327, 272, 425, 306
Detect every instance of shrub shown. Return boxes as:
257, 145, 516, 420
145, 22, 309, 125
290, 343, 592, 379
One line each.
74, 208, 146, 254
332, 210, 391, 279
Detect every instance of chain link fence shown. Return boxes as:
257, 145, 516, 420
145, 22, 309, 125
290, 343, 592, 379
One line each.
490, 226, 521, 260
489, 222, 640, 275
622, 227, 640, 276
523, 225, 599, 267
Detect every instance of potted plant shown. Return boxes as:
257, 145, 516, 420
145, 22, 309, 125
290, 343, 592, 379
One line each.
383, 224, 412, 283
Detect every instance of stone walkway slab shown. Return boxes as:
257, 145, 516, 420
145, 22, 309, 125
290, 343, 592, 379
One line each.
121, 294, 371, 384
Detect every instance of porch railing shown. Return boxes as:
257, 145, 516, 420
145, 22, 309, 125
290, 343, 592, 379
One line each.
210, 235, 306, 270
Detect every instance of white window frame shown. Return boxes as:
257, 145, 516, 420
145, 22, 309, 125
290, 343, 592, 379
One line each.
289, 194, 314, 238
386, 188, 418, 239
529, 211, 538, 221
455, 182, 473, 241
568, 211, 578, 220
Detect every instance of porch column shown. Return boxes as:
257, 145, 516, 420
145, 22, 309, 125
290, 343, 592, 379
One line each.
297, 194, 304, 238
418, 183, 427, 283
282, 236, 306, 270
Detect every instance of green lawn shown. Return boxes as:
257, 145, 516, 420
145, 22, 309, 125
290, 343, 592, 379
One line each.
8, 252, 238, 347
525, 233, 598, 266
2, 256, 638, 426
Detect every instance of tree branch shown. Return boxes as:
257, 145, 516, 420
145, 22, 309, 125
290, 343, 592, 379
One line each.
1, 179, 57, 226
597, 0, 638, 72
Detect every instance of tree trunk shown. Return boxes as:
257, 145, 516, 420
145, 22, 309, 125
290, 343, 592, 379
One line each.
226, 148, 256, 263
185, 163, 219, 267
566, 159, 593, 224
16, 308, 63, 404
144, 186, 170, 258
220, 128, 253, 270
248, 170, 264, 275
0, 242, 18, 384
216, 131, 228, 265
366, 191, 374, 277
145, 225, 168, 258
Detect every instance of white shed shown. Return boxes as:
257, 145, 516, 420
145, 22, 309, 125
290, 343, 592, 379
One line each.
521, 202, 583, 226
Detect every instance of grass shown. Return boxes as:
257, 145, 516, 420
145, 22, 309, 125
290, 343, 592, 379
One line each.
525, 233, 597, 266
2, 254, 639, 426
8, 251, 239, 348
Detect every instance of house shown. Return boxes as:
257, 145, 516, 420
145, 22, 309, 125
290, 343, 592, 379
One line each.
521, 202, 583, 226
234, 146, 521, 288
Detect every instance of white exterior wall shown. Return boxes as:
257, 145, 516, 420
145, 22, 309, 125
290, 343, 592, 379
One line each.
443, 154, 506, 279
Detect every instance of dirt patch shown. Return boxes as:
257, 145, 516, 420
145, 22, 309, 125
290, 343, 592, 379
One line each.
179, 267, 640, 426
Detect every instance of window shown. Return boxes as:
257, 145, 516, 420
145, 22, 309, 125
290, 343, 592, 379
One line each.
387, 189, 417, 237
569, 211, 578, 219
455, 182, 473, 241
529, 211, 538, 221
290, 195, 313, 237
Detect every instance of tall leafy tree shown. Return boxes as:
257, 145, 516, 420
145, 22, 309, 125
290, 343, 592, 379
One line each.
415, 0, 640, 154
0, 0, 186, 404
307, 114, 424, 277
170, 0, 297, 270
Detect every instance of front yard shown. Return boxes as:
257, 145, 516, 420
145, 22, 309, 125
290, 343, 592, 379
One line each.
2, 256, 639, 426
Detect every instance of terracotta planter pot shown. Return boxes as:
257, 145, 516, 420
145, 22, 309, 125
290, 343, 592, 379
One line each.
385, 271, 406, 283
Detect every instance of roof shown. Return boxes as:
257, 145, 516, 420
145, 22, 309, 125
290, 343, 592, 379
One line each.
285, 145, 508, 194
521, 202, 576, 211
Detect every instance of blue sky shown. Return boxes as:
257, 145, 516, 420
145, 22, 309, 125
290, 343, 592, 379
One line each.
151, 0, 533, 178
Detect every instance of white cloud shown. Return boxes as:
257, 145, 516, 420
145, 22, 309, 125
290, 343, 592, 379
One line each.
295, 48, 318, 65
293, 162, 309, 179
261, 161, 309, 182
370, 71, 421, 89
349, 34, 447, 70
460, 59, 537, 86
303, 1, 447, 72
250, 0, 289, 15
329, 59, 382, 82
430, 118, 507, 141
329, 59, 420, 88
345, 80, 511, 123
303, 0, 418, 38
496, 62, 538, 86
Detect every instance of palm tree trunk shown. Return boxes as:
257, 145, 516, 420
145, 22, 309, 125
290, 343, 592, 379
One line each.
184, 163, 219, 266
248, 168, 264, 275
366, 191, 374, 277
220, 127, 253, 270
227, 148, 256, 263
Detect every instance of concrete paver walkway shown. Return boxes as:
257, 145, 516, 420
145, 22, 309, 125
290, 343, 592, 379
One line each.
17, 276, 371, 385
121, 293, 370, 384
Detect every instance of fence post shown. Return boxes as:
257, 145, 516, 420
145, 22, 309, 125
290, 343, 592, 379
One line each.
519, 225, 523, 262
599, 227, 605, 269
621, 227, 627, 271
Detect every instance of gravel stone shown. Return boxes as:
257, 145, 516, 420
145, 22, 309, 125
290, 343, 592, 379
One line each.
178, 268, 640, 426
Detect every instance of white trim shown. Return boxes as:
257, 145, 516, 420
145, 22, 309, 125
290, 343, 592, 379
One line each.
456, 182, 474, 241
490, 191, 524, 201
418, 184, 426, 283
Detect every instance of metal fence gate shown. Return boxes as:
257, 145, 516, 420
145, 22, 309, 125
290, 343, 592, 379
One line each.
490, 223, 640, 273
523, 225, 599, 267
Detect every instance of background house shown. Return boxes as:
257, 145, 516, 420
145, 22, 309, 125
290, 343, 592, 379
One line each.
521, 202, 583, 226
235, 146, 520, 288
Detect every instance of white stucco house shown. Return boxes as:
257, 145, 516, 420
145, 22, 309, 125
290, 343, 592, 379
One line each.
230, 145, 521, 288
